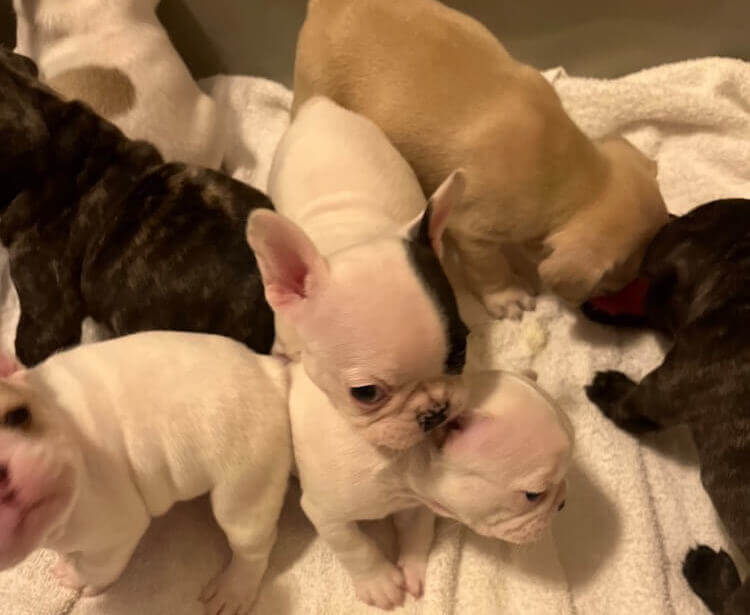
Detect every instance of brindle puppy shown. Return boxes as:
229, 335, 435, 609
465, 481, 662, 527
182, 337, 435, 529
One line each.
583, 198, 750, 615
0, 46, 274, 365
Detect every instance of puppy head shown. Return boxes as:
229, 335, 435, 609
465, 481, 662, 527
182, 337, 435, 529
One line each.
247, 173, 470, 450
0, 359, 79, 569
425, 371, 573, 543
540, 137, 669, 304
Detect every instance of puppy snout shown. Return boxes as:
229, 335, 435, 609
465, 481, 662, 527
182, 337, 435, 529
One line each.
417, 402, 449, 432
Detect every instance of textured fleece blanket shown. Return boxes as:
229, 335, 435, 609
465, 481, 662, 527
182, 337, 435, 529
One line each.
2, 57, 750, 615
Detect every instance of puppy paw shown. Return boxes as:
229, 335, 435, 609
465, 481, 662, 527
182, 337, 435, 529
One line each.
683, 545, 741, 613
481, 287, 536, 320
50, 558, 85, 592
585, 370, 635, 410
352, 563, 406, 610
585, 371, 660, 434
200, 562, 260, 615
397, 556, 427, 599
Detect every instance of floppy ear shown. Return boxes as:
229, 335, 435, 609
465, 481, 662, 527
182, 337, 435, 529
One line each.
246, 210, 329, 315
403, 169, 465, 258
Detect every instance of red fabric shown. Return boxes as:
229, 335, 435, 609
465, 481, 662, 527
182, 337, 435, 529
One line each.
588, 277, 649, 316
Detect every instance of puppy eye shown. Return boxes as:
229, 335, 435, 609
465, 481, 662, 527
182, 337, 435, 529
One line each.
349, 385, 386, 405
525, 491, 545, 502
3, 406, 30, 429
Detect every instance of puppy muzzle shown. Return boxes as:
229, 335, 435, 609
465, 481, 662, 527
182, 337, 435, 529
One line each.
417, 402, 449, 432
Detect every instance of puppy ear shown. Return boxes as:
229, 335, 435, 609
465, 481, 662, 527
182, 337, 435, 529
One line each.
0, 354, 24, 378
246, 210, 329, 314
403, 169, 465, 258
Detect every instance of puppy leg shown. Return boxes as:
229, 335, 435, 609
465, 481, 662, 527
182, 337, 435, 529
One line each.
51, 516, 149, 595
452, 235, 535, 319
585, 342, 700, 434
683, 546, 745, 614
393, 507, 435, 599
301, 496, 406, 610
11, 248, 84, 365
202, 469, 290, 615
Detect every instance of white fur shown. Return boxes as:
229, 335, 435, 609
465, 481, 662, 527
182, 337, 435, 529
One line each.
13, 0, 225, 168
0, 332, 291, 615
290, 365, 573, 610
249, 96, 468, 450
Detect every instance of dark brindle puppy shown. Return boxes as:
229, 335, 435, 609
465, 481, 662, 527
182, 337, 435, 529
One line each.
582, 198, 750, 615
0, 47, 274, 364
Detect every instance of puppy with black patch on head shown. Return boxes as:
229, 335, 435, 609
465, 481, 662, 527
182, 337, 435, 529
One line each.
291, 366, 573, 609
293, 0, 669, 317
0, 47, 273, 365
0, 331, 291, 615
247, 96, 469, 450
13, 0, 224, 168
583, 199, 750, 615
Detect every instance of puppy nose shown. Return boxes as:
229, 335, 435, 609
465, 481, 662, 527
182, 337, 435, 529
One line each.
557, 500, 566, 512
417, 402, 449, 432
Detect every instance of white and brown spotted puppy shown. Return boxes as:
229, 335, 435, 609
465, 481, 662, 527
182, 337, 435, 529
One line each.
247, 96, 469, 451
293, 0, 669, 317
13, 0, 224, 168
292, 367, 573, 610
0, 332, 291, 615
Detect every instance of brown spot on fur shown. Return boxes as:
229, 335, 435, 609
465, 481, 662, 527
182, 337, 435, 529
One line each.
47, 66, 136, 119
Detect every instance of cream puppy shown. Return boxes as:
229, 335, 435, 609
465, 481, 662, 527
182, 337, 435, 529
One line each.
293, 0, 669, 317
247, 96, 469, 450
291, 367, 573, 610
13, 0, 224, 168
0, 332, 291, 615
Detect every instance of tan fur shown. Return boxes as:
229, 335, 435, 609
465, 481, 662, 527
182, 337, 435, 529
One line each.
293, 0, 669, 314
47, 65, 136, 119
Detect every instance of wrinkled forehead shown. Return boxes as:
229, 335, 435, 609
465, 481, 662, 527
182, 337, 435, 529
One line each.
319, 239, 465, 382
445, 372, 572, 476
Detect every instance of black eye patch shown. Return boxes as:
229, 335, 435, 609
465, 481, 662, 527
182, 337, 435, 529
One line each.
3, 406, 30, 428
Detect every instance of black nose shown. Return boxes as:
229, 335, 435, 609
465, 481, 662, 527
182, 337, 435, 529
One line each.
557, 500, 566, 512
417, 403, 449, 432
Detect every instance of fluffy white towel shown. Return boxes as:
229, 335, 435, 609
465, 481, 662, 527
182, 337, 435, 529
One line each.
2, 57, 750, 614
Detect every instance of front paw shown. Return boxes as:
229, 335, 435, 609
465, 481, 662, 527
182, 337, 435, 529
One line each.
683, 545, 741, 613
352, 563, 406, 610
51, 558, 85, 591
200, 559, 262, 615
397, 556, 427, 599
480, 287, 536, 320
585, 370, 636, 414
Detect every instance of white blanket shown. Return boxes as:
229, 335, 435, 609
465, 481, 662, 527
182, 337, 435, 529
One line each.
2, 57, 750, 615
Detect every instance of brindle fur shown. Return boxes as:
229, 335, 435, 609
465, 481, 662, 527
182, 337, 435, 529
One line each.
0, 47, 274, 364
584, 198, 750, 614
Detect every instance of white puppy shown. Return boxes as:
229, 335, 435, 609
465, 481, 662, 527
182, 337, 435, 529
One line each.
247, 96, 469, 450
13, 0, 225, 168
291, 366, 573, 610
0, 332, 291, 615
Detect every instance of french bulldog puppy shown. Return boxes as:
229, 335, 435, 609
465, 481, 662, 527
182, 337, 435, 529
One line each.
293, 0, 669, 317
13, 0, 225, 168
583, 199, 750, 614
291, 366, 573, 610
247, 96, 469, 450
0, 331, 291, 615
0, 47, 274, 365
